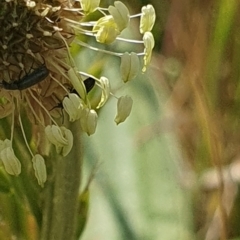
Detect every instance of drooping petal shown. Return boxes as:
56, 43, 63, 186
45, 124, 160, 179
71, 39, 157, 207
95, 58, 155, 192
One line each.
63, 93, 84, 122
96, 77, 110, 109
45, 125, 68, 146
32, 154, 47, 187
45, 125, 73, 156
108, 1, 129, 31
80, 109, 98, 136
114, 95, 133, 125
0, 146, 21, 176
67, 68, 87, 101
140, 4, 156, 34
93, 15, 120, 44
60, 127, 73, 156
120, 52, 140, 82
142, 31, 155, 72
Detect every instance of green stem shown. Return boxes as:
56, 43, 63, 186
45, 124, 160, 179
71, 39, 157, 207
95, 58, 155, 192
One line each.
40, 120, 83, 240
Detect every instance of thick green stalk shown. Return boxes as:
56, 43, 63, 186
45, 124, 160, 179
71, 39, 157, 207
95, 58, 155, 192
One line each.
40, 120, 83, 240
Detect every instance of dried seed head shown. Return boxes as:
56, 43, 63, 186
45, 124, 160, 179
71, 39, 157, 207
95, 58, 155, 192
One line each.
0, 0, 84, 121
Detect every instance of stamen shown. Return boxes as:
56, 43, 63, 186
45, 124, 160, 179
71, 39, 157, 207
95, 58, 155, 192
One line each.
56, 32, 75, 68
10, 96, 15, 142
25, 94, 45, 127
28, 89, 59, 126
97, 7, 108, 16
50, 74, 69, 94
78, 72, 102, 89
48, 58, 69, 79
74, 39, 122, 56
116, 37, 144, 44
78, 72, 98, 81
75, 39, 144, 56
130, 13, 142, 18
18, 112, 34, 157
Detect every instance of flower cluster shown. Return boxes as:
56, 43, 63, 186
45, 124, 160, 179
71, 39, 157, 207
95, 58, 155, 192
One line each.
0, 0, 155, 186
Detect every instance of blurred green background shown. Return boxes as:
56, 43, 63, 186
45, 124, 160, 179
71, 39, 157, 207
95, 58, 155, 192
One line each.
79, 0, 240, 240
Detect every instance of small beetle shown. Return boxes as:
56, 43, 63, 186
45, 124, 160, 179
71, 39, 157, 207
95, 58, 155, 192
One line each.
1, 64, 49, 90
70, 77, 95, 95
51, 77, 96, 111
82, 77, 95, 93
50, 77, 96, 123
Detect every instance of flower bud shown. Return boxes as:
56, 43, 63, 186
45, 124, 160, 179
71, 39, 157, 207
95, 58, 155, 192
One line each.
120, 52, 140, 82
32, 154, 47, 187
114, 95, 133, 125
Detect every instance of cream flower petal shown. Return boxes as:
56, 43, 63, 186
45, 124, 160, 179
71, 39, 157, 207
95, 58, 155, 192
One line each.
142, 31, 155, 72
140, 4, 156, 34
121, 52, 140, 82
0, 146, 21, 176
63, 93, 84, 122
108, 1, 129, 31
96, 77, 110, 109
114, 95, 133, 125
93, 15, 120, 44
32, 154, 47, 187
80, 109, 98, 136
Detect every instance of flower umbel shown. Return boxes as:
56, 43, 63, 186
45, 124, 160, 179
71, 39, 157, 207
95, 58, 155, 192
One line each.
0, 0, 155, 183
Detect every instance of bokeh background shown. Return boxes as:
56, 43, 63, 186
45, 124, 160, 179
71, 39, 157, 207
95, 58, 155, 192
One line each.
79, 1, 240, 240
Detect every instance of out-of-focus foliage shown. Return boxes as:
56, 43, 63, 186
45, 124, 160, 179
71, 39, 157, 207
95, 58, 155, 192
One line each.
81, 68, 194, 240
80, 0, 240, 240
